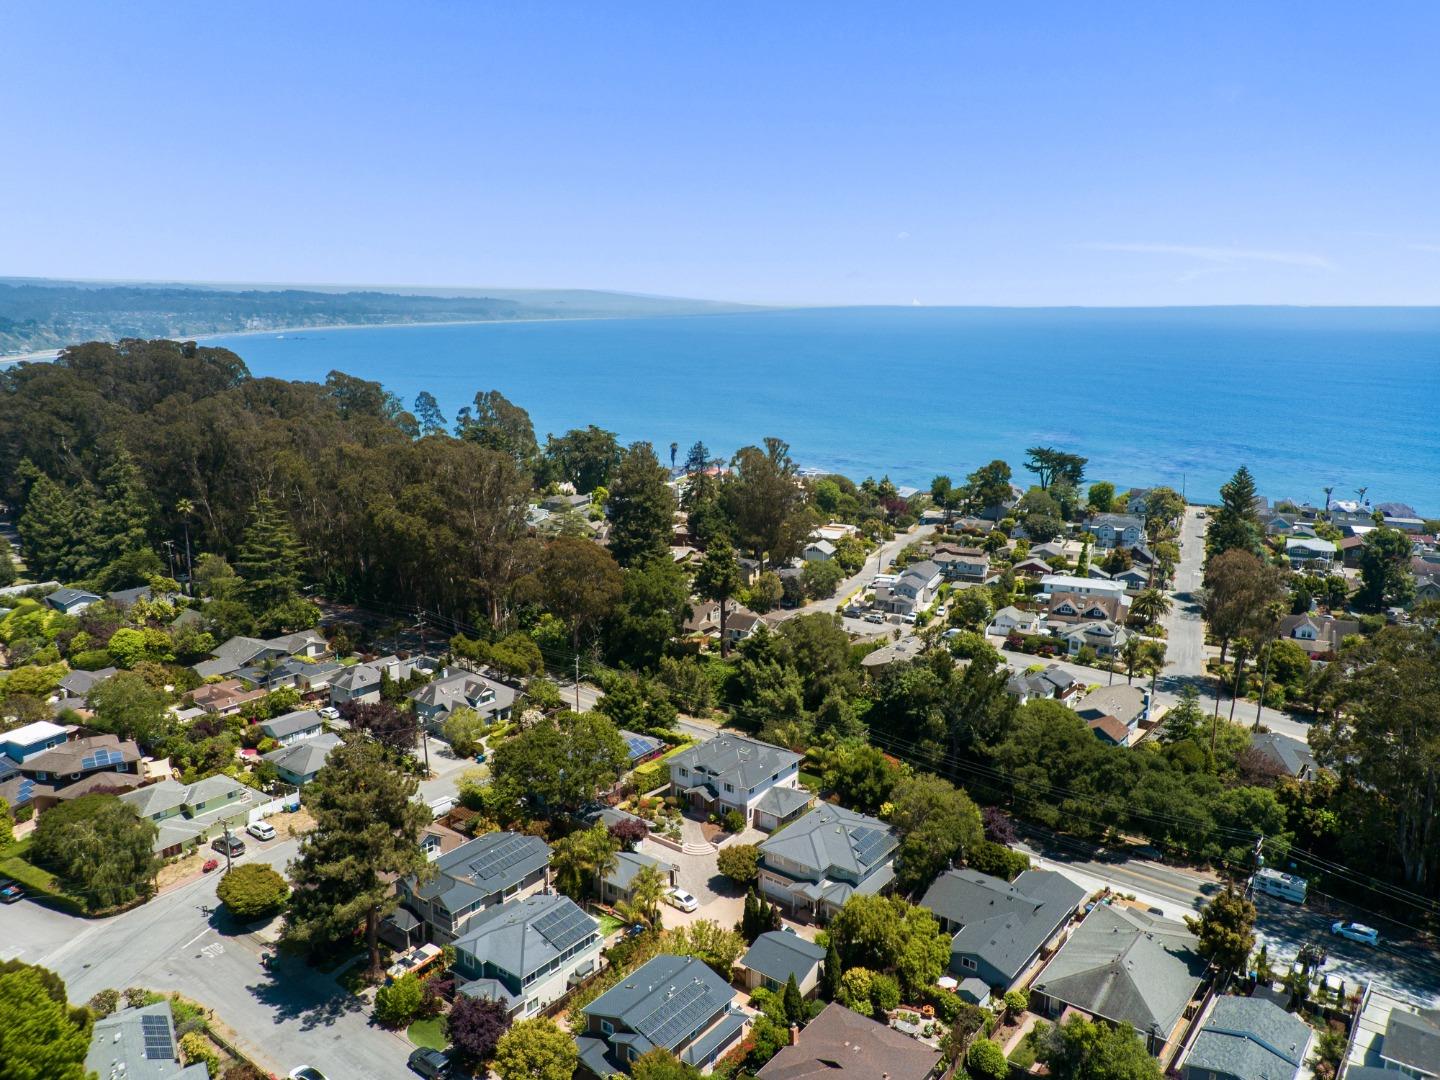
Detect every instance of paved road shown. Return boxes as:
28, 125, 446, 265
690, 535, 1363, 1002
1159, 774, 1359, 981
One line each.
1160, 505, 1208, 679
773, 524, 937, 620
8, 837, 418, 1079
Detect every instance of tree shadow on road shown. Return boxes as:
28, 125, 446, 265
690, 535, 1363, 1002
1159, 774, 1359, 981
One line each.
246, 956, 372, 1031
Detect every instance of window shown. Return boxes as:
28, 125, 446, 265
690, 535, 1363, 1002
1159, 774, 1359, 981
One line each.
600, 1019, 614, 1036
724, 783, 734, 793
961, 957, 978, 971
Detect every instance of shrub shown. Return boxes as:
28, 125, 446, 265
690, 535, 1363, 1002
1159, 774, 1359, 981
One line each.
722, 809, 746, 833
870, 972, 900, 1012
215, 863, 289, 919
179, 1031, 220, 1078
87, 988, 120, 1017
1003, 988, 1029, 1015
447, 994, 511, 1062
222, 1065, 268, 1080
967, 839, 1030, 881
838, 967, 875, 1014
374, 972, 425, 1028
966, 1038, 1008, 1080
69, 648, 117, 671
716, 843, 760, 884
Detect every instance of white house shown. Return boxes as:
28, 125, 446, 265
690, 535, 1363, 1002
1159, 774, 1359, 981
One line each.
803, 540, 837, 562
988, 606, 1042, 636
1039, 574, 1129, 603
1089, 513, 1144, 549
1286, 537, 1337, 569
878, 560, 942, 614
669, 734, 803, 826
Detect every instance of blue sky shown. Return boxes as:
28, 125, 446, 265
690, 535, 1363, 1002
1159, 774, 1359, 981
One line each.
4, 2, 1439, 305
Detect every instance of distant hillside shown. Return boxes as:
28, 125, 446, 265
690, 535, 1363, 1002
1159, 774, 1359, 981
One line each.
0, 278, 756, 356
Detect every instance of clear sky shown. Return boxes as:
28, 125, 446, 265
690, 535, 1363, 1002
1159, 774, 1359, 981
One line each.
4, 2, 1439, 306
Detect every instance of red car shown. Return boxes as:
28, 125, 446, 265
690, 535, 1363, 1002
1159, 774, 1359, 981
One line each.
202, 858, 220, 873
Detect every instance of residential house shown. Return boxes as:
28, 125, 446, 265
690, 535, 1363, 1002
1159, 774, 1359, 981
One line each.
85, 1001, 210, 1080
1180, 995, 1313, 1080
600, 849, 678, 908
921, 868, 1087, 990
889, 559, 942, 613
1286, 536, 1338, 569
1113, 565, 1152, 592
268, 629, 328, 658
399, 830, 551, 943
1278, 613, 1359, 658
575, 953, 746, 1076
737, 557, 762, 585
1091, 513, 1145, 549
989, 605, 1043, 636
19, 733, 141, 808
452, 892, 603, 1020
1012, 556, 1058, 577
120, 774, 265, 858
933, 546, 990, 582
757, 1002, 942, 1079
233, 657, 310, 693
44, 587, 102, 614
1006, 664, 1082, 703
192, 634, 289, 680
669, 734, 802, 826
542, 491, 590, 513
813, 522, 859, 543
1059, 619, 1130, 659
802, 539, 836, 562
1, 719, 70, 763
411, 668, 517, 728
1376, 1006, 1440, 1079
1031, 903, 1208, 1056
860, 637, 926, 670
1126, 488, 1153, 516
259, 708, 325, 747
57, 665, 118, 696
757, 803, 899, 921
328, 662, 384, 706
724, 608, 764, 646
263, 731, 342, 786
189, 679, 265, 716
738, 930, 826, 995
1046, 592, 1124, 625
1039, 574, 1129, 604
1414, 573, 1440, 606
1074, 685, 1149, 746
619, 730, 666, 768
681, 599, 721, 640
1249, 732, 1319, 781
105, 585, 154, 608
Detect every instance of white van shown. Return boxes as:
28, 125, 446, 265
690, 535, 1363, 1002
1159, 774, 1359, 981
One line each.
1254, 868, 1308, 903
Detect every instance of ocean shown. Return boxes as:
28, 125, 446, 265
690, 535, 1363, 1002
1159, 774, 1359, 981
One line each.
206, 306, 1440, 511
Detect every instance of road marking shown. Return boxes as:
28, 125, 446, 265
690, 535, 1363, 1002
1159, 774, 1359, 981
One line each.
183, 928, 211, 949
200, 942, 225, 958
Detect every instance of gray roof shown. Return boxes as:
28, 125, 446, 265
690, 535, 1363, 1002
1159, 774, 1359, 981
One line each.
410, 669, 516, 716
453, 892, 599, 981
922, 868, 1086, 982
900, 559, 941, 583
753, 785, 815, 819
759, 802, 897, 880
1033, 903, 1206, 1039
1250, 732, 1318, 779
21, 733, 138, 775
85, 1002, 210, 1080
582, 953, 734, 1054
1185, 996, 1311, 1080
59, 666, 119, 696
260, 709, 325, 739
1075, 685, 1147, 727
47, 586, 102, 607
211, 635, 272, 666
1384, 1008, 1440, 1073
192, 657, 240, 679
107, 585, 153, 607
412, 831, 551, 913
757, 1002, 942, 1079
331, 663, 381, 692
603, 849, 676, 893
670, 734, 801, 792
1093, 513, 1143, 530
263, 731, 342, 779
740, 930, 826, 986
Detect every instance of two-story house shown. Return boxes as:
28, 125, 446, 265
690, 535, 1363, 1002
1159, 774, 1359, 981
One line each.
1045, 593, 1124, 625
575, 953, 747, 1076
1039, 574, 1129, 604
1090, 513, 1145, 549
757, 803, 899, 921
20, 734, 142, 812
932, 546, 990, 582
189, 679, 266, 716
1059, 619, 1130, 659
410, 668, 517, 729
887, 559, 943, 614
452, 892, 603, 1020
398, 831, 551, 943
120, 774, 263, 857
1278, 613, 1359, 658
1286, 536, 1338, 569
668, 735, 803, 827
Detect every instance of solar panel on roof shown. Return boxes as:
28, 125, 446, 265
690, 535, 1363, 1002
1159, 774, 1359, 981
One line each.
467, 833, 536, 882
641, 979, 720, 1048
533, 902, 595, 951
139, 1014, 174, 1060
849, 826, 892, 867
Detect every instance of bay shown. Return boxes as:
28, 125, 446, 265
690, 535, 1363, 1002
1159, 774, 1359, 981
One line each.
207, 306, 1440, 511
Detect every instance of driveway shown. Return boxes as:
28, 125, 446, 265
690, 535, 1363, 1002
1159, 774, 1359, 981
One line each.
12, 836, 421, 1079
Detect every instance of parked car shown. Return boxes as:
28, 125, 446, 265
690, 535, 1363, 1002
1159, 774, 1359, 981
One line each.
0, 878, 24, 904
246, 821, 277, 842
900, 612, 917, 624
864, 612, 886, 624
211, 834, 247, 858
473, 752, 487, 763
289, 1068, 329, 1080
934, 605, 948, 619
664, 887, 699, 913
1331, 921, 1380, 945
318, 707, 340, 720
202, 859, 219, 873
407, 1048, 450, 1078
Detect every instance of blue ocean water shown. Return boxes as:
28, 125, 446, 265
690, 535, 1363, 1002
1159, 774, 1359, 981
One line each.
207, 307, 1440, 511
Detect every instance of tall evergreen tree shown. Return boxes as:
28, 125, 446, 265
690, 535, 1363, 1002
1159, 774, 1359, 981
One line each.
822, 938, 842, 1001
682, 440, 710, 474
94, 446, 154, 565
694, 537, 744, 656
16, 466, 99, 582
412, 390, 448, 437
1206, 465, 1263, 564
283, 738, 431, 978
606, 441, 675, 567
782, 974, 805, 1025
235, 492, 306, 610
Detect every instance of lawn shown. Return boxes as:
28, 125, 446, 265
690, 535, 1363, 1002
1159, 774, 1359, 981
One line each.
597, 914, 625, 937
798, 770, 823, 793
0, 838, 84, 914
407, 1017, 446, 1050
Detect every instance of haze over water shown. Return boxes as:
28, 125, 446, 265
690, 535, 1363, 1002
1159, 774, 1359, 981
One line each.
211, 306, 1440, 511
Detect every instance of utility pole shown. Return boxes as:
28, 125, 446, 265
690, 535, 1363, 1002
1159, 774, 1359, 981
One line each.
1253, 640, 1274, 732
221, 824, 234, 874
1245, 833, 1264, 897
574, 653, 581, 712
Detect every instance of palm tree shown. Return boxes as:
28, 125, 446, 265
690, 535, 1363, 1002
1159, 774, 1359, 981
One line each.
669, 442, 679, 471
620, 864, 668, 927
1121, 636, 1147, 684
1131, 588, 1172, 627
1322, 486, 1334, 515
175, 497, 195, 591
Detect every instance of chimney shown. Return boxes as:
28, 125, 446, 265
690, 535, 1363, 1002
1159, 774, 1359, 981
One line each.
790, 1023, 800, 1045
